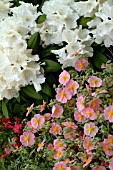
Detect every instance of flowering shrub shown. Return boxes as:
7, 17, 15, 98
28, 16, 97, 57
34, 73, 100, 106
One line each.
1, 59, 113, 169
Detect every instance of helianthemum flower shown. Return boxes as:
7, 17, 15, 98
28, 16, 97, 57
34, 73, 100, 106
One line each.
104, 105, 113, 122
59, 70, 70, 85
20, 131, 35, 146
53, 161, 67, 170
49, 122, 62, 135
74, 58, 89, 72
92, 166, 106, 170
82, 108, 97, 120
31, 114, 45, 129
65, 79, 79, 95
83, 136, 94, 151
56, 87, 72, 103
88, 76, 102, 88
51, 104, 64, 118
84, 122, 98, 137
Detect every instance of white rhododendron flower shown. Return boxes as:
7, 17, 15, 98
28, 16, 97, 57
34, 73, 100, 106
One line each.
0, 2, 45, 100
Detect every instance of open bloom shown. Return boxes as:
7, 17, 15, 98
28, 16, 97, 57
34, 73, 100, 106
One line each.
56, 87, 72, 103
74, 58, 89, 72
82, 108, 97, 120
84, 122, 98, 137
76, 95, 85, 111
104, 105, 113, 122
88, 76, 102, 87
53, 139, 64, 149
89, 98, 101, 110
52, 104, 64, 118
20, 131, 35, 146
54, 149, 64, 160
74, 111, 85, 122
65, 79, 79, 95
83, 137, 94, 151
92, 166, 106, 170
49, 122, 62, 135
53, 161, 68, 170
31, 114, 45, 129
59, 70, 70, 85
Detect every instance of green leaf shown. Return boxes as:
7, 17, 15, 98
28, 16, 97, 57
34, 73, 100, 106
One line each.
41, 82, 53, 97
2, 100, 9, 118
27, 32, 40, 53
42, 59, 61, 73
36, 14, 46, 24
22, 85, 43, 101
93, 51, 108, 68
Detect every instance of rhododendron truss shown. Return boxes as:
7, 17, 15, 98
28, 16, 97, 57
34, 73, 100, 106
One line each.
1, 60, 113, 169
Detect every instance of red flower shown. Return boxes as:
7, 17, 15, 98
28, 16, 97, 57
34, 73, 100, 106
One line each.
13, 123, 22, 134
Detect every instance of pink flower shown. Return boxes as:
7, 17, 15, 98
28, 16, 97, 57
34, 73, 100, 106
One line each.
13, 123, 22, 134
76, 95, 85, 111
4, 147, 11, 155
44, 113, 51, 121
26, 103, 34, 116
49, 122, 62, 135
59, 70, 70, 85
20, 131, 35, 146
54, 149, 63, 159
40, 100, 46, 112
63, 122, 78, 130
104, 105, 113, 122
74, 111, 85, 122
99, 139, 113, 156
52, 104, 64, 118
75, 58, 89, 72
31, 114, 45, 129
27, 121, 37, 133
81, 108, 97, 120
89, 98, 101, 110
83, 137, 94, 151
92, 166, 106, 170
48, 144, 54, 151
84, 122, 98, 137
108, 135, 113, 146
82, 152, 92, 168
65, 79, 79, 95
37, 140, 45, 152
53, 161, 67, 170
53, 139, 64, 149
109, 159, 113, 170
56, 87, 72, 103
88, 76, 102, 87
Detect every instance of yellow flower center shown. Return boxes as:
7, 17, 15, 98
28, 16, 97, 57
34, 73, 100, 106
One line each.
35, 118, 41, 125
108, 110, 113, 117
61, 91, 67, 99
24, 135, 30, 142
92, 79, 98, 85
88, 126, 94, 133
86, 141, 92, 147
53, 127, 59, 133
79, 62, 84, 69
62, 75, 68, 81
58, 165, 64, 170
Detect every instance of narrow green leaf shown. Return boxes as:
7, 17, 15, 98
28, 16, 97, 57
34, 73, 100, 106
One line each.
2, 100, 9, 118
27, 32, 40, 53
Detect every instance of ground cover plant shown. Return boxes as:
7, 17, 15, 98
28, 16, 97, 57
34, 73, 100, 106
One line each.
0, 0, 113, 169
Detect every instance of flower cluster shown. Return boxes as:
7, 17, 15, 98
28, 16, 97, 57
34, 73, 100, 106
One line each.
0, 2, 45, 100
8, 59, 112, 169
35, 0, 113, 67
